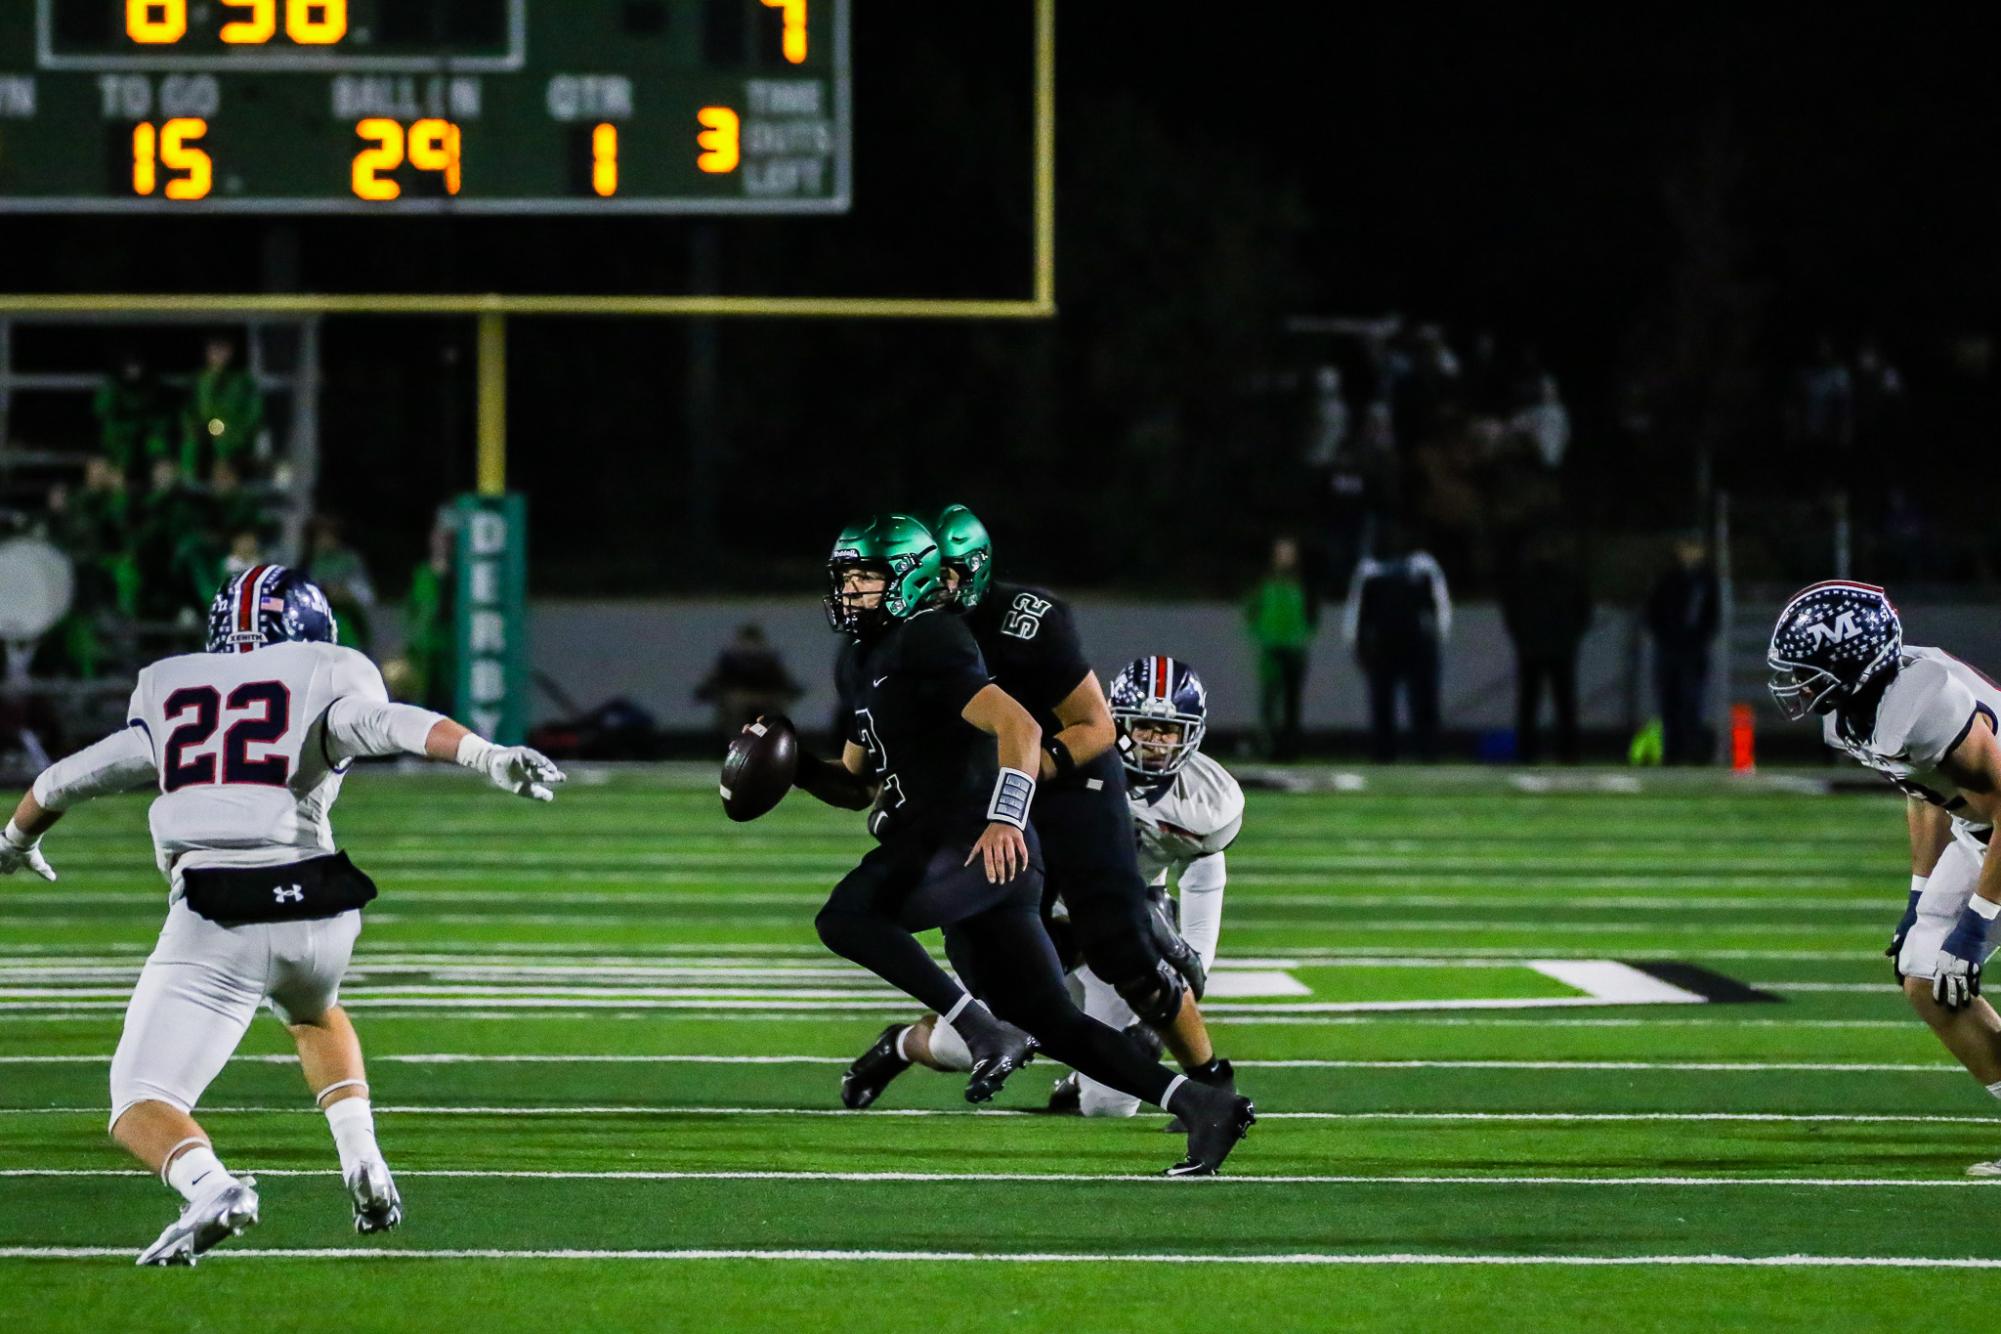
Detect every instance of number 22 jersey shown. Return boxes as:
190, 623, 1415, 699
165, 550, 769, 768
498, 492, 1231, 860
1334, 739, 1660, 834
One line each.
44, 642, 401, 887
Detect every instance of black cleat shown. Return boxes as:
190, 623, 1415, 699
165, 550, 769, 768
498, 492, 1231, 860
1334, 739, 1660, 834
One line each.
965, 1022, 1039, 1104
841, 1025, 913, 1109
1163, 1058, 1235, 1133
1163, 1083, 1257, 1177
1046, 1071, 1081, 1114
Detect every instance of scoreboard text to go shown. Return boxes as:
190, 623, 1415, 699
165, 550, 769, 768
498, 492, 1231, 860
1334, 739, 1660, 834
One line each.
0, 0, 851, 214
120, 111, 756, 203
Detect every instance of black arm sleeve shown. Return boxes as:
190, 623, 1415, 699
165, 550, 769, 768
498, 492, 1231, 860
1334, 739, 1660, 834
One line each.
795, 753, 876, 810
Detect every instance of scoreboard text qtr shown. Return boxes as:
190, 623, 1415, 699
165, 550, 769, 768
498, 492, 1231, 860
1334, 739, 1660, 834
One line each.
0, 0, 851, 213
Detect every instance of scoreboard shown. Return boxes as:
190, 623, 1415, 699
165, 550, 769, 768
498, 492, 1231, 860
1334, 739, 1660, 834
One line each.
0, 0, 851, 213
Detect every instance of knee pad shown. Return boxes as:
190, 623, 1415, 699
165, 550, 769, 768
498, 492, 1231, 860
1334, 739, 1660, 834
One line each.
1112, 958, 1187, 1029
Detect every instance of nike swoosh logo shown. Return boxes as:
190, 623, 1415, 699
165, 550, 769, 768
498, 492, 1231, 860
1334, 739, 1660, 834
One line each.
873, 676, 890, 687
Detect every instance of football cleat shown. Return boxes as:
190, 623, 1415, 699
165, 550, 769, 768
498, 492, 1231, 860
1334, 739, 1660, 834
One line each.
1046, 1071, 1081, 1114
346, 1160, 403, 1234
1967, 1159, 2001, 1178
1163, 1085, 1257, 1177
964, 1022, 1038, 1104
840, 1024, 913, 1110
135, 1175, 260, 1266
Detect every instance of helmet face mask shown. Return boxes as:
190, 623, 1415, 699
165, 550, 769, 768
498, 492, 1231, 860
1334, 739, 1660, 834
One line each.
822, 516, 943, 636
932, 504, 993, 611
1109, 655, 1209, 779
1765, 580, 1902, 723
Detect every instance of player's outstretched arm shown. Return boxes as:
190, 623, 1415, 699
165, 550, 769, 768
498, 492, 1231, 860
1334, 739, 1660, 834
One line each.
793, 739, 876, 811
324, 695, 565, 801
1, 724, 158, 882
1930, 722, 2001, 1008
961, 684, 1041, 883
1041, 671, 1117, 781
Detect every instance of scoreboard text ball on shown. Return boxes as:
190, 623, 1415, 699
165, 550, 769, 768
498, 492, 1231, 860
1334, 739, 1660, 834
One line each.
0, 0, 852, 213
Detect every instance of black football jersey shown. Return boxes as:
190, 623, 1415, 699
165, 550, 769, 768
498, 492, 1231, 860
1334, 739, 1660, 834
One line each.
965, 582, 1124, 792
835, 609, 997, 842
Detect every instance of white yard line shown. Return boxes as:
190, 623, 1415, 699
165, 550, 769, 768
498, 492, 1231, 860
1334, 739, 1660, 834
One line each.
4, 1246, 2000, 1269
0, 1106, 1992, 1125
0, 1167, 1990, 1189
0, 1053, 1960, 1073
0, 1011, 1918, 1028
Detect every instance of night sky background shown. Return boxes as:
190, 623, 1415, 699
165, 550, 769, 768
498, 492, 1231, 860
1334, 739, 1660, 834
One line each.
5, 3, 1994, 596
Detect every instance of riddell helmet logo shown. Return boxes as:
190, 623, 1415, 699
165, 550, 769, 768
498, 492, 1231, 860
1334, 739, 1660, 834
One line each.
1802, 611, 1864, 646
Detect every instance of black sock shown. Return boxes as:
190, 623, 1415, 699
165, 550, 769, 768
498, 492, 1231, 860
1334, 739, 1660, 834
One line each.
816, 909, 973, 1019
1184, 1057, 1228, 1081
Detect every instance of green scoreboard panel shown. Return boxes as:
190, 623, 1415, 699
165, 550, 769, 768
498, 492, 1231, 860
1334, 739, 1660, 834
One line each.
0, 0, 850, 213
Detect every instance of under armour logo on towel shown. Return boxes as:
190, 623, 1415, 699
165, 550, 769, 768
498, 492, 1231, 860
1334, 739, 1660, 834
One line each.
273, 885, 305, 903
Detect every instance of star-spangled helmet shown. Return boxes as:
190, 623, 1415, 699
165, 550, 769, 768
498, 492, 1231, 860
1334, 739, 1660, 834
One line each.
1766, 579, 1902, 721
1109, 655, 1208, 777
205, 564, 339, 654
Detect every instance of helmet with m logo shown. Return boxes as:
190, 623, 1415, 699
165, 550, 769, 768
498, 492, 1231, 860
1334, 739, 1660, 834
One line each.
1767, 580, 1901, 721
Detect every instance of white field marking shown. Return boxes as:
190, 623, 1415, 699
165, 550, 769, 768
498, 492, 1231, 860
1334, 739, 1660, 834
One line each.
6, 1247, 2001, 1270
0, 942, 1885, 962
0, 1053, 1960, 1074
0, 1011, 1921, 1029
0, 889, 1911, 913
3, 1107, 1994, 1126
1750, 982, 1887, 993
0, 1167, 1992, 1190
1529, 960, 1708, 1006
0, 995, 1738, 1016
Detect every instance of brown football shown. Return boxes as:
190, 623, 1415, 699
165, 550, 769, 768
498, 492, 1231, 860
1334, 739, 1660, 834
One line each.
721, 714, 799, 822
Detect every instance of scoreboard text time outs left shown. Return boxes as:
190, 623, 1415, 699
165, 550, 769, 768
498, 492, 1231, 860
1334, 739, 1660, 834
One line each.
0, 0, 850, 213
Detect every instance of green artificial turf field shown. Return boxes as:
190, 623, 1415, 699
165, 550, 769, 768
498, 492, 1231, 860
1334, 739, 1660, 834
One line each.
3, 765, 1999, 1331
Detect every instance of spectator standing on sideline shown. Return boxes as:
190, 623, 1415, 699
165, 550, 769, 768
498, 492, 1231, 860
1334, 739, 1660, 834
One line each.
1244, 536, 1317, 760
1500, 532, 1593, 763
1645, 533, 1721, 765
695, 624, 803, 737
400, 515, 457, 711
181, 334, 264, 478
305, 515, 379, 653
1345, 525, 1451, 762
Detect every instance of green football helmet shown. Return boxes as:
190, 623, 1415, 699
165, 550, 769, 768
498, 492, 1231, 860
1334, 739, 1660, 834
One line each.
824, 513, 945, 634
933, 504, 994, 611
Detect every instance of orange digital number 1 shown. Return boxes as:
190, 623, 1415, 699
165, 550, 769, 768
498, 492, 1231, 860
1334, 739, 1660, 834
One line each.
592, 124, 620, 197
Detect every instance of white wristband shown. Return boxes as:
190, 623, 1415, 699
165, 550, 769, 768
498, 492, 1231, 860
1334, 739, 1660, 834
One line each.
987, 767, 1036, 830
455, 734, 498, 772
1972, 897, 2001, 923
2, 820, 34, 851
1912, 874, 1929, 898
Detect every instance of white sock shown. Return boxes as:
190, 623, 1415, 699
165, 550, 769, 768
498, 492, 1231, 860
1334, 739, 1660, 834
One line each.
165, 1145, 232, 1204
325, 1097, 382, 1177
893, 1025, 915, 1062
1985, 1079, 2001, 1102
927, 1017, 974, 1072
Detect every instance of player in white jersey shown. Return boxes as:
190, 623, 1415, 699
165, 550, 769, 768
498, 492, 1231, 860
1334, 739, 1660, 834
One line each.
0, 565, 566, 1264
1060, 656, 1242, 1116
1769, 580, 2001, 1174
